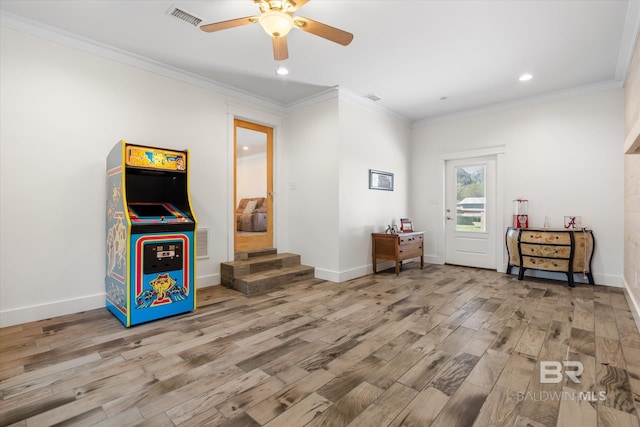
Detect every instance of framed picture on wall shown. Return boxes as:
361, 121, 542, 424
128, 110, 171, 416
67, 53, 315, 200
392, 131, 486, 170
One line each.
369, 169, 394, 191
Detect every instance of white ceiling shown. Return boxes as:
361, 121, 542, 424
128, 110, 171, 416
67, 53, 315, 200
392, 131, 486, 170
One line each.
1, 0, 639, 122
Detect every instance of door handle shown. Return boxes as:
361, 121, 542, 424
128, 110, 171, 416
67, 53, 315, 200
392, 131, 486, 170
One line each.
446, 216, 453, 220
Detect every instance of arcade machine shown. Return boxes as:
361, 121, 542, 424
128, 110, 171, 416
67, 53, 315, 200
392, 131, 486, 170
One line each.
105, 140, 197, 327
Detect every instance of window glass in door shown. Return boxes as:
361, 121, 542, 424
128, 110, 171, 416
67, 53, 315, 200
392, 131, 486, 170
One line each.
234, 119, 273, 251
455, 165, 486, 232
445, 157, 496, 269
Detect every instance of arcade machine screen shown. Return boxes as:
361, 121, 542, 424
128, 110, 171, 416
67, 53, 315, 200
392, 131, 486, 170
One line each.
130, 204, 174, 218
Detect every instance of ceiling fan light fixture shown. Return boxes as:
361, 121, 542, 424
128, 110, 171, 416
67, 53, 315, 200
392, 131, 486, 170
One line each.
259, 10, 294, 37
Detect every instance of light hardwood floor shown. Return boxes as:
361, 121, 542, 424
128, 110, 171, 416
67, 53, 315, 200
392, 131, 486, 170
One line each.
2, 263, 640, 426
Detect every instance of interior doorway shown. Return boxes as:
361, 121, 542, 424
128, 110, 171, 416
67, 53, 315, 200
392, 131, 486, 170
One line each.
234, 119, 273, 252
445, 156, 497, 269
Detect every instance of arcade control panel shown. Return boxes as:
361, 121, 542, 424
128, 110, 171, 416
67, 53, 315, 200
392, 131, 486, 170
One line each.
143, 242, 183, 274
128, 202, 192, 225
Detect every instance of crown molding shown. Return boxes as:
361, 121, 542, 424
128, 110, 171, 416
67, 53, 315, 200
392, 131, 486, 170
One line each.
283, 86, 340, 112
616, 0, 640, 81
0, 10, 409, 124
336, 87, 412, 126
0, 10, 287, 114
413, 80, 624, 128
281, 85, 412, 125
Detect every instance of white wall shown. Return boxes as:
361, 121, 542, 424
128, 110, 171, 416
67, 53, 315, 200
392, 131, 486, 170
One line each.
337, 97, 411, 280
278, 94, 412, 282
0, 27, 250, 326
624, 37, 640, 327
411, 89, 625, 286
280, 98, 341, 277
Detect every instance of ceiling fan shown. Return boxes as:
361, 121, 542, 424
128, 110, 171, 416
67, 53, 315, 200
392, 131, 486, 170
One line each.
200, 0, 354, 60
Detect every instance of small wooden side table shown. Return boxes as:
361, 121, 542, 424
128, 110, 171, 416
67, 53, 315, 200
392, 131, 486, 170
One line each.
372, 231, 424, 275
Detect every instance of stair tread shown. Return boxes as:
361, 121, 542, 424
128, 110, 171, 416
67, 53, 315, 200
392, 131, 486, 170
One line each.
236, 264, 314, 282
234, 248, 277, 261
223, 252, 300, 267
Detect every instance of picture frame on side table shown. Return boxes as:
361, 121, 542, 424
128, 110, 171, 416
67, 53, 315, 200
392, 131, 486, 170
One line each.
369, 169, 394, 191
401, 219, 413, 232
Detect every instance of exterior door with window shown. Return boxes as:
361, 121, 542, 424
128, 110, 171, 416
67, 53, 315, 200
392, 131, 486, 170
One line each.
445, 157, 496, 269
234, 119, 273, 252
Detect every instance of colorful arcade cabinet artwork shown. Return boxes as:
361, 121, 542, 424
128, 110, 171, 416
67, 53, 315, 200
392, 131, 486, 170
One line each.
106, 140, 197, 327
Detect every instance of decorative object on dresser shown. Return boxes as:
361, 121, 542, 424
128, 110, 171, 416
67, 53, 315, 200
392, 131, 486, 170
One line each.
372, 231, 424, 275
564, 216, 582, 229
400, 218, 413, 232
512, 199, 529, 228
505, 227, 595, 287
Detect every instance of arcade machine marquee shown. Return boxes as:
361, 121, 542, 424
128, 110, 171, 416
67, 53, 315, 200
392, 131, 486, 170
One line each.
106, 141, 197, 327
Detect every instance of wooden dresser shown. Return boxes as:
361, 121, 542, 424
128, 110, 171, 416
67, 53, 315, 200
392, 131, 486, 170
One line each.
505, 227, 595, 287
372, 231, 424, 275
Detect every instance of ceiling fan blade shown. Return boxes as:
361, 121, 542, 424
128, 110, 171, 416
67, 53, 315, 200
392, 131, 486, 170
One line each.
293, 17, 353, 46
289, 0, 309, 11
272, 36, 289, 61
200, 16, 257, 33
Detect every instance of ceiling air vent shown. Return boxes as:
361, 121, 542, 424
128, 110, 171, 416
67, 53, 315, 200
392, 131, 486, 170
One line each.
168, 6, 203, 27
196, 227, 209, 259
364, 93, 383, 102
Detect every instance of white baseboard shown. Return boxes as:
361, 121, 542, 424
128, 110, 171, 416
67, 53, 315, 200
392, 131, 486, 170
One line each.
0, 273, 222, 328
0, 293, 105, 328
424, 254, 441, 265
314, 268, 340, 283
505, 267, 623, 288
197, 274, 221, 288
315, 260, 419, 283
624, 277, 640, 334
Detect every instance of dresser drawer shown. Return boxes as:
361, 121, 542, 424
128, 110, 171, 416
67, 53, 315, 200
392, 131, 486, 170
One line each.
399, 234, 423, 245
522, 257, 569, 272
520, 243, 571, 259
398, 242, 422, 259
520, 231, 571, 245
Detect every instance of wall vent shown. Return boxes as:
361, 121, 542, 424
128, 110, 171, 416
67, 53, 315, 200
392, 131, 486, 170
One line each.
168, 6, 203, 27
196, 227, 209, 259
364, 93, 383, 102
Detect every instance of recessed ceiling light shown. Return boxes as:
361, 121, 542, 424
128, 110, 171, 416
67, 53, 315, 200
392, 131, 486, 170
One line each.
242, 146, 249, 150
276, 65, 289, 76
519, 73, 533, 82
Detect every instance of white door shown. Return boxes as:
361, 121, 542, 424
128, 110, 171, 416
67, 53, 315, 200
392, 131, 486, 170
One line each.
445, 156, 497, 269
